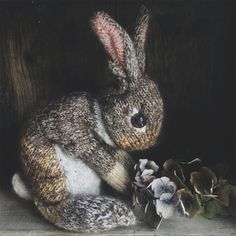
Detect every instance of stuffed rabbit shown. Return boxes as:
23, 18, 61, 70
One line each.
12, 7, 164, 232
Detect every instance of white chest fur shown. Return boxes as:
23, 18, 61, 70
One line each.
93, 100, 115, 147
55, 144, 101, 196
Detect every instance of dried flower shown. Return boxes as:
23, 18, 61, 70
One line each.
149, 177, 182, 219
132, 157, 236, 229
150, 177, 176, 199
133, 159, 159, 187
154, 193, 179, 219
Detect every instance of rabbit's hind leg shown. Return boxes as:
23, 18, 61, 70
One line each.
20, 133, 69, 205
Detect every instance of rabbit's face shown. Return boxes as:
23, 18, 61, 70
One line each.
102, 77, 163, 151
91, 8, 163, 150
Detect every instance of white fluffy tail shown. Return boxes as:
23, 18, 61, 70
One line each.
12, 173, 32, 200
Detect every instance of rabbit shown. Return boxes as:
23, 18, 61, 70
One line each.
11, 7, 164, 232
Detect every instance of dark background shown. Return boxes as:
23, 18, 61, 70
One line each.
0, 0, 235, 187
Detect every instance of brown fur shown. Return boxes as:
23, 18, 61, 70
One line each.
13, 7, 163, 232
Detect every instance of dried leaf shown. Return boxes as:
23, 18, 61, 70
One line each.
229, 197, 236, 217
214, 178, 236, 206
163, 159, 186, 189
178, 158, 202, 185
140, 188, 155, 200
229, 183, 236, 217
163, 159, 185, 181
176, 200, 189, 217
134, 189, 149, 206
198, 196, 227, 219
144, 201, 163, 228
212, 163, 230, 178
177, 188, 200, 217
190, 167, 217, 195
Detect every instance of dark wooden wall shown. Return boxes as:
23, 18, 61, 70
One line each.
0, 0, 235, 187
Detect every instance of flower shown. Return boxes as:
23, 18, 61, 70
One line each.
150, 177, 176, 199
150, 177, 180, 219
154, 193, 179, 219
133, 159, 159, 187
134, 159, 159, 173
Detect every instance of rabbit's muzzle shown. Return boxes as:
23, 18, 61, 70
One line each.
114, 120, 162, 151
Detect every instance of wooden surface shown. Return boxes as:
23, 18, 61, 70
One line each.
0, 189, 235, 236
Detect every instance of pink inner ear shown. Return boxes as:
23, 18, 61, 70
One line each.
91, 12, 125, 68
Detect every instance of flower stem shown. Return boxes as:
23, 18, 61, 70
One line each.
156, 217, 164, 230
174, 170, 191, 192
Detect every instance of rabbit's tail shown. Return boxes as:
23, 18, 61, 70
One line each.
12, 173, 136, 232
36, 195, 136, 232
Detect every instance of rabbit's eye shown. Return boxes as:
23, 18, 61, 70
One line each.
131, 111, 147, 128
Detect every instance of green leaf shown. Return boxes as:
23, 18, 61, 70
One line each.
144, 201, 163, 229
190, 167, 218, 195
177, 189, 200, 217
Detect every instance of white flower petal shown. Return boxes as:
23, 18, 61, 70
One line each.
150, 178, 165, 198
134, 176, 143, 184
160, 176, 170, 185
155, 199, 176, 219
159, 192, 174, 201
147, 160, 159, 172
141, 169, 154, 177
141, 175, 154, 183
150, 178, 162, 190
139, 159, 148, 172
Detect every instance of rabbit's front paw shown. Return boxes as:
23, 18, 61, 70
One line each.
103, 161, 131, 193
113, 150, 135, 170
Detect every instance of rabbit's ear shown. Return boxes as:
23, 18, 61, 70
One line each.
91, 11, 140, 80
134, 6, 150, 73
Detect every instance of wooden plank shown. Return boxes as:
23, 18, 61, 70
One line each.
0, 190, 235, 235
